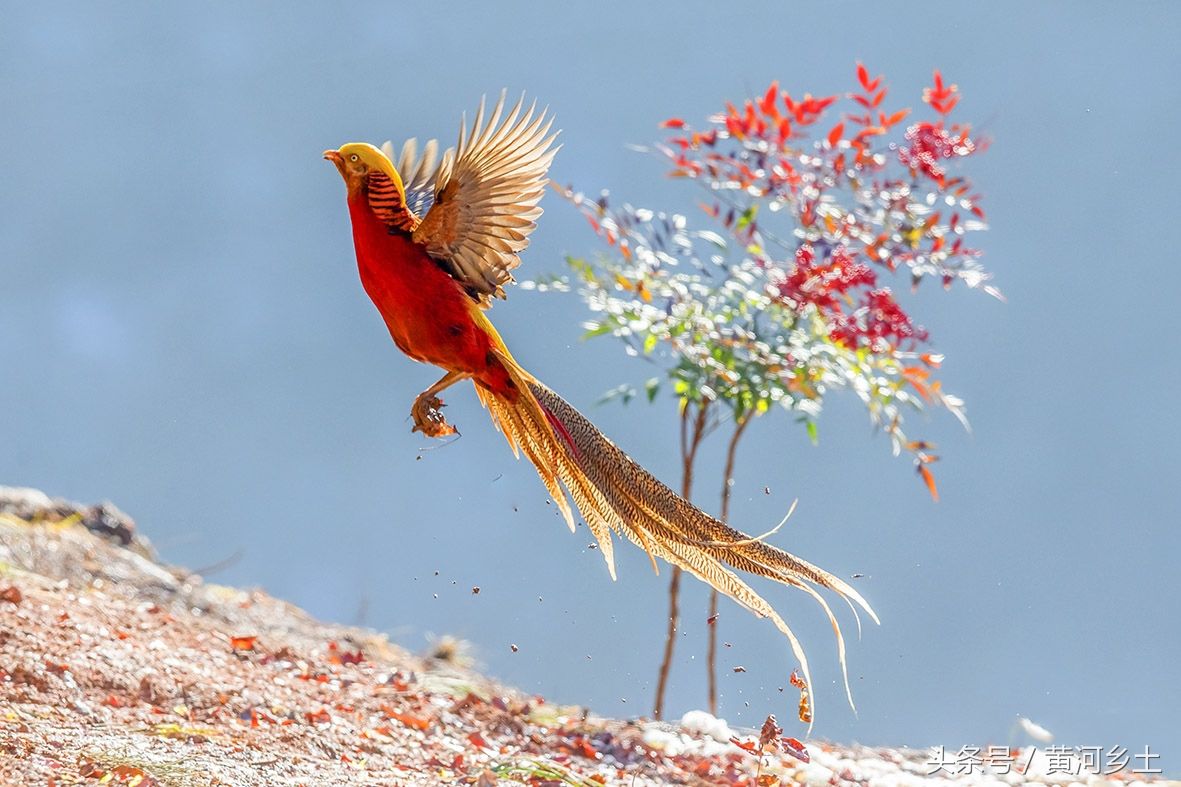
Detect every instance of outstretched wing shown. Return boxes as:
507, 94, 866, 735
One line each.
412, 91, 560, 303
380, 137, 450, 222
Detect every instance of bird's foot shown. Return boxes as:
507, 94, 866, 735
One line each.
411, 393, 458, 438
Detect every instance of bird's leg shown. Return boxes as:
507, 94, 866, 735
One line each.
411, 371, 470, 438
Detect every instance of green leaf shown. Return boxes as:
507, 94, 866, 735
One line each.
805, 420, 819, 445
582, 322, 613, 340
736, 204, 759, 230
645, 377, 661, 403
643, 333, 658, 354
565, 255, 593, 281
597, 384, 636, 406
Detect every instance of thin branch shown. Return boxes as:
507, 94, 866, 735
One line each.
708, 412, 753, 716
654, 399, 711, 720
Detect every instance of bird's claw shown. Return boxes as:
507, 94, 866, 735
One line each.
411, 393, 458, 438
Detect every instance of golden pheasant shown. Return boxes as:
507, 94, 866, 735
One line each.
324, 92, 876, 720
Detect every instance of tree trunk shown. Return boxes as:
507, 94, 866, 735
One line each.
652, 400, 710, 720
707, 413, 751, 716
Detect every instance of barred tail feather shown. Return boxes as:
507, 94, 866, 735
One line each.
475, 355, 877, 720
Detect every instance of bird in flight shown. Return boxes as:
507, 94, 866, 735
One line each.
323, 92, 876, 720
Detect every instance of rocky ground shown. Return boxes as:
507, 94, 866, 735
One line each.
0, 487, 1174, 786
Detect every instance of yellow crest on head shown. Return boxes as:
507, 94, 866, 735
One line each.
336, 142, 407, 204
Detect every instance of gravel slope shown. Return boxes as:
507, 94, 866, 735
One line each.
0, 488, 1174, 787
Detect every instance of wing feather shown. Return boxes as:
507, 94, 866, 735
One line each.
380, 137, 449, 220
412, 90, 560, 303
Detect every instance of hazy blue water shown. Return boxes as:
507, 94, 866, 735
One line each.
2, 1, 1178, 771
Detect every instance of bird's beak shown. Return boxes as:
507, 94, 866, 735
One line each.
323, 149, 345, 175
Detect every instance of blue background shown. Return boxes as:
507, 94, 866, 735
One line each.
2, 1, 1177, 770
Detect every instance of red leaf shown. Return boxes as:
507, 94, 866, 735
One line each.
230, 635, 257, 651
304, 707, 332, 725
814, 95, 837, 112
933, 70, 944, 91
918, 465, 939, 501
760, 82, 780, 116
758, 715, 783, 751
789, 669, 812, 723
327, 641, 365, 664
827, 122, 845, 147
782, 737, 811, 763
573, 735, 599, 759
729, 736, 760, 754
386, 708, 432, 730
777, 117, 792, 142
660, 118, 685, 129
883, 108, 911, 127
109, 765, 155, 785
857, 62, 871, 90
249, 707, 280, 727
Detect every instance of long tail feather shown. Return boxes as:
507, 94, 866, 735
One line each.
475, 355, 877, 722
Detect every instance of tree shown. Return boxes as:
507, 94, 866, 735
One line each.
529, 65, 996, 720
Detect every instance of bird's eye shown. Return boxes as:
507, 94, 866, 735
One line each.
349, 154, 359, 162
